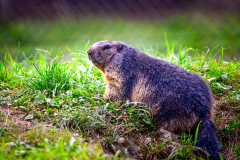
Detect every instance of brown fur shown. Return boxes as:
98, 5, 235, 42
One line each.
87, 41, 221, 159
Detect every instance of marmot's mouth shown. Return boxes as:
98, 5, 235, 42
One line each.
88, 55, 93, 61
91, 61, 104, 72
91, 61, 99, 65
92, 61, 102, 68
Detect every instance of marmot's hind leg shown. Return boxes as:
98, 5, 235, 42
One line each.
154, 106, 199, 133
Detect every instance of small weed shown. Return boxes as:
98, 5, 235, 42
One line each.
27, 52, 75, 97
148, 140, 168, 153
168, 123, 208, 160
224, 121, 240, 133
0, 54, 11, 82
233, 144, 240, 158
172, 133, 196, 159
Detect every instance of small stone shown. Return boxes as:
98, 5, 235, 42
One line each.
69, 137, 76, 147
20, 106, 26, 109
145, 138, 151, 143
6, 142, 16, 146
17, 150, 26, 154
19, 115, 25, 119
118, 137, 125, 144
25, 114, 34, 120
73, 133, 79, 137
25, 144, 32, 149
20, 141, 26, 145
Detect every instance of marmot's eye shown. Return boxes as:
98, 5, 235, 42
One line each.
103, 45, 111, 50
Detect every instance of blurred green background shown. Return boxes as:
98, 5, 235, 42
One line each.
0, 0, 240, 61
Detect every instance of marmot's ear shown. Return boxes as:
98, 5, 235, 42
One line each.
117, 44, 123, 53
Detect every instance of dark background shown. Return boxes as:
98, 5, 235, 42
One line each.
1, 0, 240, 61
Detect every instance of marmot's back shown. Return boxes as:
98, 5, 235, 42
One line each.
119, 47, 213, 130
87, 41, 221, 160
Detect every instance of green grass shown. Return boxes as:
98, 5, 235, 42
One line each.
0, 54, 10, 82
28, 51, 76, 97
0, 38, 240, 159
0, 127, 109, 160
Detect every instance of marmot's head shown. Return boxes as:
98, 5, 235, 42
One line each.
87, 41, 125, 72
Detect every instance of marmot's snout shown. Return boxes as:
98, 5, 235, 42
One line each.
87, 47, 94, 61
87, 47, 93, 55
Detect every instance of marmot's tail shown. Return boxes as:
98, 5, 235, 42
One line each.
195, 117, 221, 160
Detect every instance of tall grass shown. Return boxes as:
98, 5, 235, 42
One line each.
0, 54, 10, 82
27, 51, 75, 97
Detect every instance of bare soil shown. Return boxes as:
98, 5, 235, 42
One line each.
0, 107, 53, 133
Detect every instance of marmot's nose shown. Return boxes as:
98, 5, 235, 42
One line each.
87, 47, 93, 55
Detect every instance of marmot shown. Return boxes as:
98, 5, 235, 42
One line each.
87, 41, 221, 160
